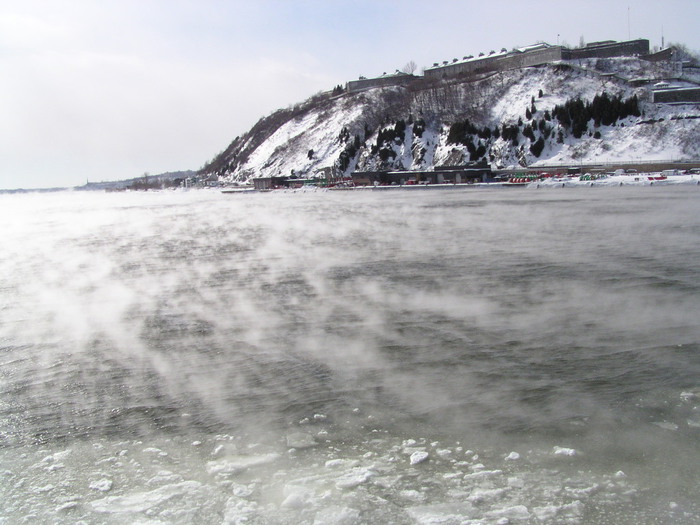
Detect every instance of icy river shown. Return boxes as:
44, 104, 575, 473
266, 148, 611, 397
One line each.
1, 186, 699, 524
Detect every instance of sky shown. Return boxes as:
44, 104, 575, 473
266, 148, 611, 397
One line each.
1, 0, 699, 189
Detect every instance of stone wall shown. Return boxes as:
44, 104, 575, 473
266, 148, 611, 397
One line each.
424, 39, 650, 81
562, 39, 649, 60
346, 72, 417, 93
653, 87, 700, 104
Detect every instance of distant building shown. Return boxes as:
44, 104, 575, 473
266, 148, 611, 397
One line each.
351, 163, 492, 186
346, 71, 418, 93
253, 176, 288, 190
562, 39, 649, 60
424, 39, 650, 81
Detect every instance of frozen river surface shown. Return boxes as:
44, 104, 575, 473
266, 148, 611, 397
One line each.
1, 186, 700, 524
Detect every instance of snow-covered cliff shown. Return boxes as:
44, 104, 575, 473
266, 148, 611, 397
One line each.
201, 57, 700, 182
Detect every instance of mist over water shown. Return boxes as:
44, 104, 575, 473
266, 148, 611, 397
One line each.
1, 187, 700, 524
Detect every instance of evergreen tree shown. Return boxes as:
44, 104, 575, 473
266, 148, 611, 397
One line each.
530, 137, 545, 157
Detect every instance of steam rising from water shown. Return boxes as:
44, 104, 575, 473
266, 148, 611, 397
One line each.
1, 187, 700, 523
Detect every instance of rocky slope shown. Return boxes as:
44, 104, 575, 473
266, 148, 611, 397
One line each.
201, 57, 700, 182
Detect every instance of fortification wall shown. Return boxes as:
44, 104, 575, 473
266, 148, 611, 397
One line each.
424, 54, 503, 79
424, 39, 650, 82
346, 73, 417, 93
498, 47, 564, 70
563, 39, 649, 60
653, 87, 700, 103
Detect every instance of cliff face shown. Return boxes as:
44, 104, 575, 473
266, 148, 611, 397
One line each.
201, 58, 700, 182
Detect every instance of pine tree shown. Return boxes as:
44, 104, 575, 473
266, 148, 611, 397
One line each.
530, 137, 545, 157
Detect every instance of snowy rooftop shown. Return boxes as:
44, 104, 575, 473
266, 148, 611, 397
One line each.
426, 43, 553, 71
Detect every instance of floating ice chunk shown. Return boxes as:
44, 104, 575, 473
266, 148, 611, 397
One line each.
146, 470, 183, 486
91, 481, 203, 513
485, 505, 530, 521
286, 432, 316, 449
652, 421, 679, 431
680, 391, 697, 403
313, 413, 327, 421
463, 469, 503, 481
508, 476, 525, 488
436, 448, 452, 458
410, 451, 429, 465
206, 453, 280, 476
335, 467, 376, 489
324, 459, 359, 469
281, 485, 313, 509
468, 487, 507, 503
615, 471, 627, 478
405, 502, 477, 522
533, 505, 559, 521
505, 451, 520, 461
89, 479, 113, 492
232, 483, 254, 498
46, 450, 71, 463
373, 474, 402, 489
223, 494, 258, 524
400, 489, 426, 502
142, 447, 164, 455
552, 446, 577, 456
313, 506, 360, 525
56, 501, 80, 512
564, 483, 600, 498
191, 441, 202, 446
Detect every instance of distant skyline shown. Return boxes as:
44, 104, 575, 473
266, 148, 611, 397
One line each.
1, 0, 699, 189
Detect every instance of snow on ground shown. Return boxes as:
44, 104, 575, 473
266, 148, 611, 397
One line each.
224, 57, 700, 182
526, 172, 700, 189
242, 100, 367, 178
490, 67, 617, 125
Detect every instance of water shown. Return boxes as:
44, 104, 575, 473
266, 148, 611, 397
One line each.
1, 186, 699, 524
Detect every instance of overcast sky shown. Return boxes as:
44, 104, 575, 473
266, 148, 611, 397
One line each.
1, 0, 699, 189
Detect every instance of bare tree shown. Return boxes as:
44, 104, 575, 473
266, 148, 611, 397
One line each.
402, 60, 418, 75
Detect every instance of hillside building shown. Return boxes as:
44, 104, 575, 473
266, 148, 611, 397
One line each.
562, 39, 649, 60
424, 39, 650, 80
346, 71, 418, 93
